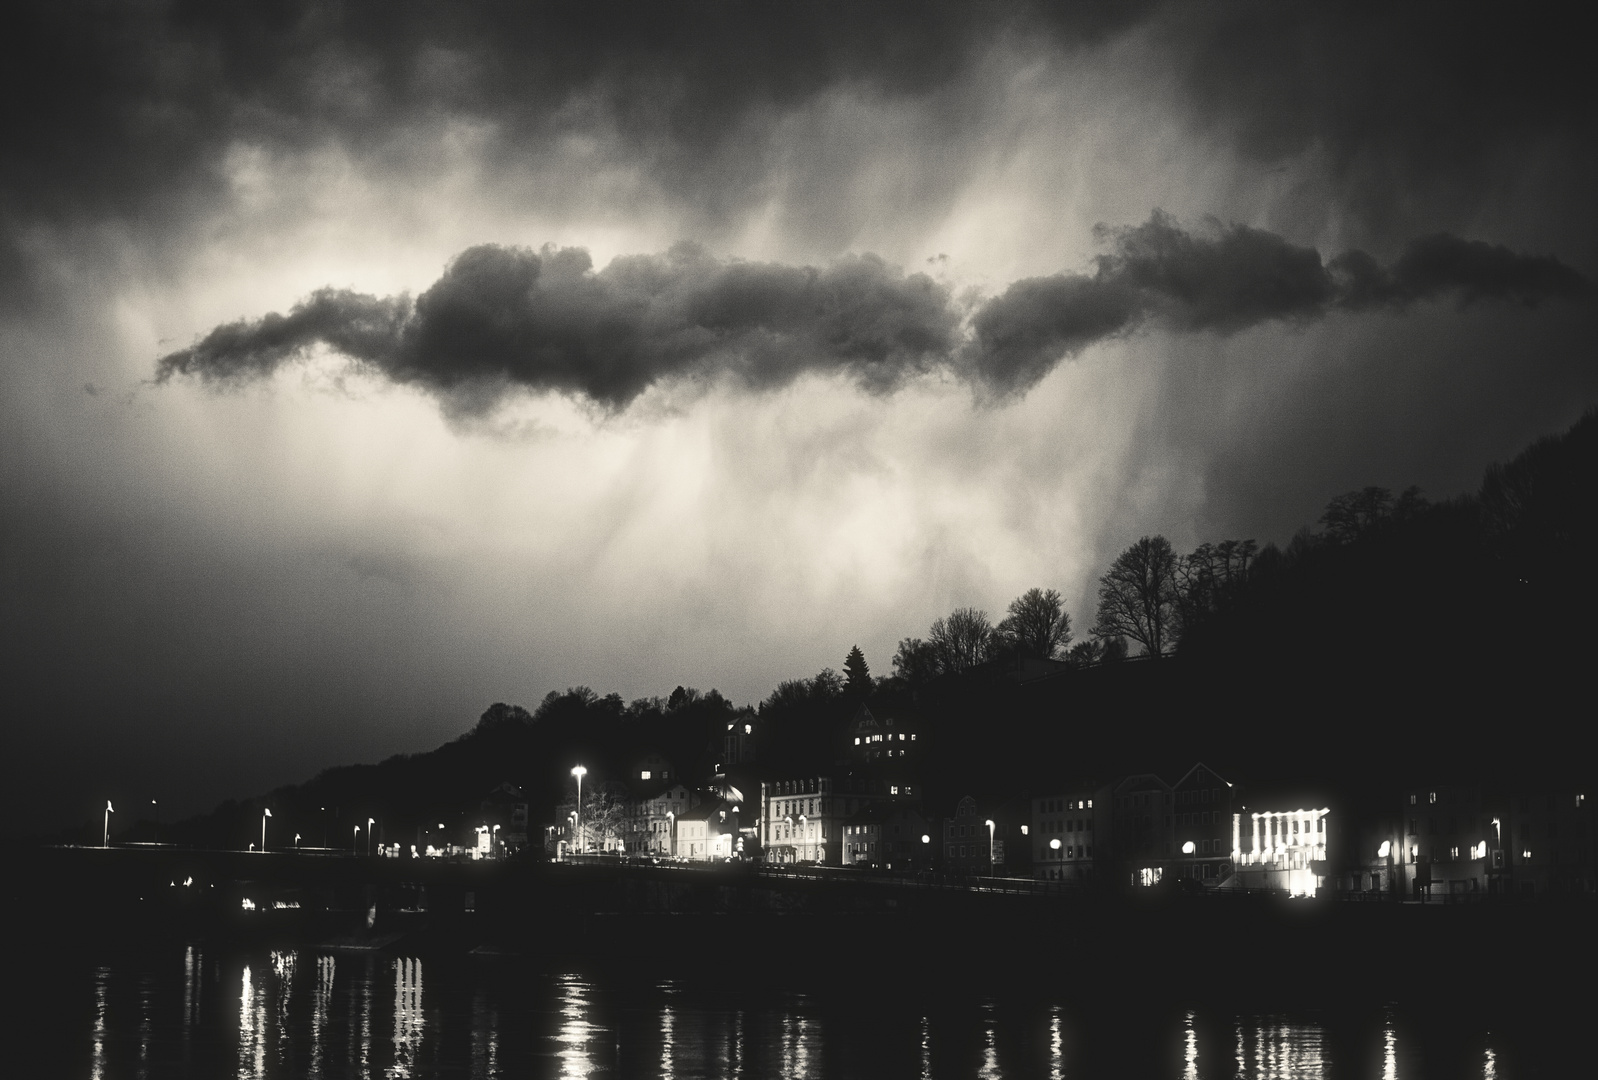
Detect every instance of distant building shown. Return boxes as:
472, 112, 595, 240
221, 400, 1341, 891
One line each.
478, 782, 529, 854
941, 796, 996, 875
1171, 764, 1236, 885
1032, 785, 1110, 884
1230, 796, 1331, 897
762, 768, 916, 866
1500, 787, 1593, 896
842, 801, 933, 870
1114, 773, 1175, 887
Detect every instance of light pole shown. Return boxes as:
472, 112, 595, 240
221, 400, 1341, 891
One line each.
985, 819, 996, 877
294, 833, 301, 849
367, 817, 375, 856
1378, 839, 1393, 901
666, 811, 675, 859
353, 824, 360, 854
261, 807, 272, 852
799, 814, 808, 863
151, 799, 158, 845
492, 824, 501, 856
103, 801, 113, 847
571, 765, 587, 853
1183, 839, 1197, 883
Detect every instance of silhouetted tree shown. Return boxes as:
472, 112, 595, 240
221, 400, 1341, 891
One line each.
892, 637, 940, 684
843, 645, 872, 697
1175, 539, 1257, 636
929, 607, 994, 673
1093, 536, 1180, 658
995, 587, 1072, 660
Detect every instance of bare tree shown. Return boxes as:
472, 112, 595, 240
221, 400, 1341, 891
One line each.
1175, 539, 1257, 635
1093, 536, 1180, 658
928, 607, 994, 674
557, 779, 630, 853
995, 587, 1072, 660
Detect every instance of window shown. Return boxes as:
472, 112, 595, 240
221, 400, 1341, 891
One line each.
1429, 792, 1437, 804
1410, 794, 1417, 805
1450, 846, 1459, 860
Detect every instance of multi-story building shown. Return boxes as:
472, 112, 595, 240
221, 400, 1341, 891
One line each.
940, 795, 996, 875
1501, 787, 1594, 896
1171, 764, 1235, 884
1032, 785, 1110, 883
1230, 794, 1331, 897
1114, 773, 1175, 886
842, 801, 933, 870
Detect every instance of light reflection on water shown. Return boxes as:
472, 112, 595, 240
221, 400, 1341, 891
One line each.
57, 945, 1554, 1078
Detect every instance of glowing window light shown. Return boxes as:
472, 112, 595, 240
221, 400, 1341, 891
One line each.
241, 898, 256, 911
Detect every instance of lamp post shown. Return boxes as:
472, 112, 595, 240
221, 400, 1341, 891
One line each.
666, 811, 675, 859
353, 824, 360, 854
1378, 839, 1393, 901
492, 824, 501, 856
985, 819, 996, 877
151, 799, 158, 845
367, 817, 375, 856
571, 765, 588, 853
103, 801, 113, 847
261, 808, 272, 852
799, 814, 808, 863
294, 833, 301, 849
1183, 839, 1197, 884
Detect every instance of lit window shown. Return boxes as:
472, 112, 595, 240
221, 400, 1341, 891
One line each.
854, 737, 860, 745
1429, 792, 1437, 804
640, 770, 651, 780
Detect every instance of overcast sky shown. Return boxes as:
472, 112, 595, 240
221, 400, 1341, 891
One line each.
3, 2, 1594, 831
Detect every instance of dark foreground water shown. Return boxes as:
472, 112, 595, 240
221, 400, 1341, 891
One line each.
6, 940, 1580, 1078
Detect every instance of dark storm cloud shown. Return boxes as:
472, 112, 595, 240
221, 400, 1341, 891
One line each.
1158, 3, 1598, 241
160, 215, 1589, 406
157, 242, 962, 409
0, 1, 1142, 223
964, 214, 1591, 393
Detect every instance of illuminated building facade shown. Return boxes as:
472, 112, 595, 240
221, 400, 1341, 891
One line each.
1231, 804, 1330, 896
761, 776, 842, 865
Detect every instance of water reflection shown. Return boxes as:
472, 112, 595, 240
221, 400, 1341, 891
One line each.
90, 964, 108, 1080
977, 1000, 1000, 1079
238, 962, 266, 1080
61, 944, 1550, 1079
391, 957, 424, 1077
309, 955, 333, 1079
1382, 1013, 1398, 1080
1048, 1006, 1063, 1080
555, 972, 605, 1077
472, 986, 501, 1079
659, 993, 675, 1080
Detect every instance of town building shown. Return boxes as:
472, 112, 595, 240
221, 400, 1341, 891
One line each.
1171, 764, 1235, 884
842, 801, 933, 870
1114, 773, 1176, 887
1032, 784, 1111, 883
1230, 796, 1331, 897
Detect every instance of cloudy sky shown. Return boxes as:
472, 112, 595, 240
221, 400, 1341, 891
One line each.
3, 2, 1594, 830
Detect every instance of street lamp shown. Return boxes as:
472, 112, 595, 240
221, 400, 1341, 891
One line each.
985, 819, 996, 876
571, 765, 587, 853
368, 817, 375, 856
1183, 839, 1197, 882
294, 833, 301, 849
799, 814, 808, 862
353, 824, 360, 854
261, 808, 272, 852
1378, 839, 1393, 900
151, 799, 158, 845
103, 801, 113, 847
666, 811, 675, 859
